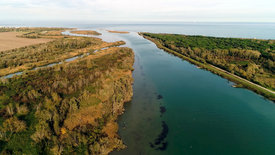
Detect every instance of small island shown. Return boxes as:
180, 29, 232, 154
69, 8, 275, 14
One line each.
107, 30, 129, 34
71, 30, 102, 35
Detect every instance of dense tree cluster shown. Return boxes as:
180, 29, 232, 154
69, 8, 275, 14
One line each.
143, 33, 275, 90
0, 47, 134, 154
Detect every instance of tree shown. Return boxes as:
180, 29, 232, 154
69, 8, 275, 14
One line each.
0, 117, 26, 141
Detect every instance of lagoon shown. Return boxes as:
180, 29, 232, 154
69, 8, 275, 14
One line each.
96, 24, 275, 155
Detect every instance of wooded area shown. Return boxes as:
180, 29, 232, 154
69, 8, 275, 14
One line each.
142, 33, 275, 90
0, 27, 134, 154
0, 46, 134, 154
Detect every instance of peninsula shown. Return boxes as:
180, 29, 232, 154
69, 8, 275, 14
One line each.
140, 32, 275, 101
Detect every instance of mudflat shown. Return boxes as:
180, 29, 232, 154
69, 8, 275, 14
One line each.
0, 32, 52, 51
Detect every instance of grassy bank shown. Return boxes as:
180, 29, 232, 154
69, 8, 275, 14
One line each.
140, 33, 275, 102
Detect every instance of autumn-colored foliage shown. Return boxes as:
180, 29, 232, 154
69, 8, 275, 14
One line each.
0, 33, 134, 154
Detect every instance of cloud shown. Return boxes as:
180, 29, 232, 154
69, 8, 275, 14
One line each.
0, 0, 274, 22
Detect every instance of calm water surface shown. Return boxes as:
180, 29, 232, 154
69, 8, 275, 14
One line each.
66, 24, 275, 154
104, 31, 275, 155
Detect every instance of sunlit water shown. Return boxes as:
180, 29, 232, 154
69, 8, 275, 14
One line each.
1, 23, 275, 154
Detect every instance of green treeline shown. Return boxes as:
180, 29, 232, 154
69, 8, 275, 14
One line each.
0, 46, 134, 154
0, 27, 69, 39
0, 27, 66, 33
142, 33, 275, 90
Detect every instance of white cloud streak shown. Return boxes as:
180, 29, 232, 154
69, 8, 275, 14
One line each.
0, 0, 274, 22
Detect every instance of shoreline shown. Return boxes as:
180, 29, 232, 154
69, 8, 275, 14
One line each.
139, 33, 275, 102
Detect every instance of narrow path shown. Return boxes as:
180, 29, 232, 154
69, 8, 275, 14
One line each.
210, 64, 275, 94
141, 34, 275, 99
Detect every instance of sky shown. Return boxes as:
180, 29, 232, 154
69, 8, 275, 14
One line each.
0, 0, 275, 23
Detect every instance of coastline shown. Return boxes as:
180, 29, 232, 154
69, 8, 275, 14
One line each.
139, 33, 275, 102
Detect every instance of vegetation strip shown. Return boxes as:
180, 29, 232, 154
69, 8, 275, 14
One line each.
107, 30, 130, 34
71, 30, 102, 36
140, 33, 275, 102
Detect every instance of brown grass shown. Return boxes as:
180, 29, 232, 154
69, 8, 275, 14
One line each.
102, 121, 119, 138
71, 30, 101, 35
107, 30, 129, 34
43, 30, 63, 36
64, 103, 104, 130
0, 32, 52, 52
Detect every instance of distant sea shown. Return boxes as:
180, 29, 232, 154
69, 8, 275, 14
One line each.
1, 22, 275, 39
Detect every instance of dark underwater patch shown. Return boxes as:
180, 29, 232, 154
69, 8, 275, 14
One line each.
157, 94, 163, 100
160, 106, 166, 114
149, 121, 169, 151
157, 142, 168, 151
